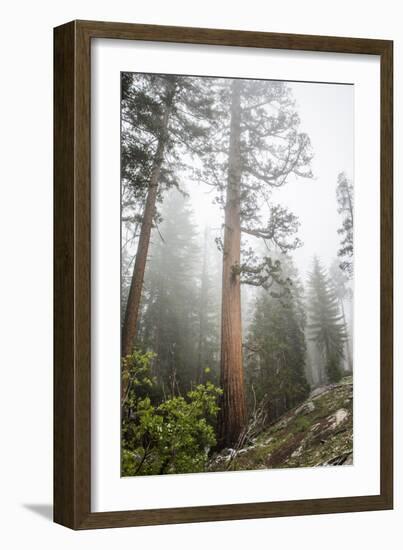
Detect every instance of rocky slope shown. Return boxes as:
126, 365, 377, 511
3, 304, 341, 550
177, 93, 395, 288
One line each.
210, 376, 353, 471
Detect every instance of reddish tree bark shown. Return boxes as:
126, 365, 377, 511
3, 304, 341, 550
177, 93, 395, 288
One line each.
218, 80, 247, 448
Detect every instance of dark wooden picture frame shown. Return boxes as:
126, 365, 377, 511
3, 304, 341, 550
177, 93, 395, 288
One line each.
54, 20, 393, 530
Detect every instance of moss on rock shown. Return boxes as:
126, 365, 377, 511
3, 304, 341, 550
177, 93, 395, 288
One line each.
209, 376, 353, 472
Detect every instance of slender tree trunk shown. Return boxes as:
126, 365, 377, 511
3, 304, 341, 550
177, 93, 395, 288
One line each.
197, 227, 209, 384
347, 186, 354, 226
339, 298, 353, 372
122, 87, 174, 360
324, 338, 330, 384
218, 80, 247, 448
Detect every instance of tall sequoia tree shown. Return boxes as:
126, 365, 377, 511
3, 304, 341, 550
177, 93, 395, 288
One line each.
336, 172, 354, 277
200, 78, 313, 447
307, 257, 346, 383
218, 80, 246, 447
121, 74, 215, 359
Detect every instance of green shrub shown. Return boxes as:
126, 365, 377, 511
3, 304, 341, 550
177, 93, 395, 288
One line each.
122, 351, 222, 476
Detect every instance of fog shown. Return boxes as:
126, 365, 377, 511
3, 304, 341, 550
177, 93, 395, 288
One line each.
121, 73, 354, 401
120, 74, 355, 473
186, 81, 354, 281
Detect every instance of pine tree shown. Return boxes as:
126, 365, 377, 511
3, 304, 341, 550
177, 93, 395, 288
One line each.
246, 257, 309, 422
306, 257, 346, 383
336, 172, 354, 277
139, 189, 201, 395
196, 227, 221, 385
121, 74, 216, 359
329, 259, 353, 372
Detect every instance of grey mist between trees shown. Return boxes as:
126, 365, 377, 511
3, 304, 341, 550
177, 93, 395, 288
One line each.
120, 72, 354, 476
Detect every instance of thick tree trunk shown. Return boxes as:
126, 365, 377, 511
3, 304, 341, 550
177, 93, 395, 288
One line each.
218, 80, 247, 448
122, 85, 174, 360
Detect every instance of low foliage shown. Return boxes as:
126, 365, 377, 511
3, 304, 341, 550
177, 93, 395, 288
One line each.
122, 351, 222, 476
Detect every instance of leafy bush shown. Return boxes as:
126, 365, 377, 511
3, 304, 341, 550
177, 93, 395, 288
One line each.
122, 351, 222, 476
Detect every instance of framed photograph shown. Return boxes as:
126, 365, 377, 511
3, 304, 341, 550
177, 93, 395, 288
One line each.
54, 20, 393, 529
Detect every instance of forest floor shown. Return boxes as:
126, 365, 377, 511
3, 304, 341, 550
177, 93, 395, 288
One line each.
209, 375, 353, 471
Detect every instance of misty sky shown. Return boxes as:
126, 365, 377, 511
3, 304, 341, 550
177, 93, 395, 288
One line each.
185, 80, 354, 281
